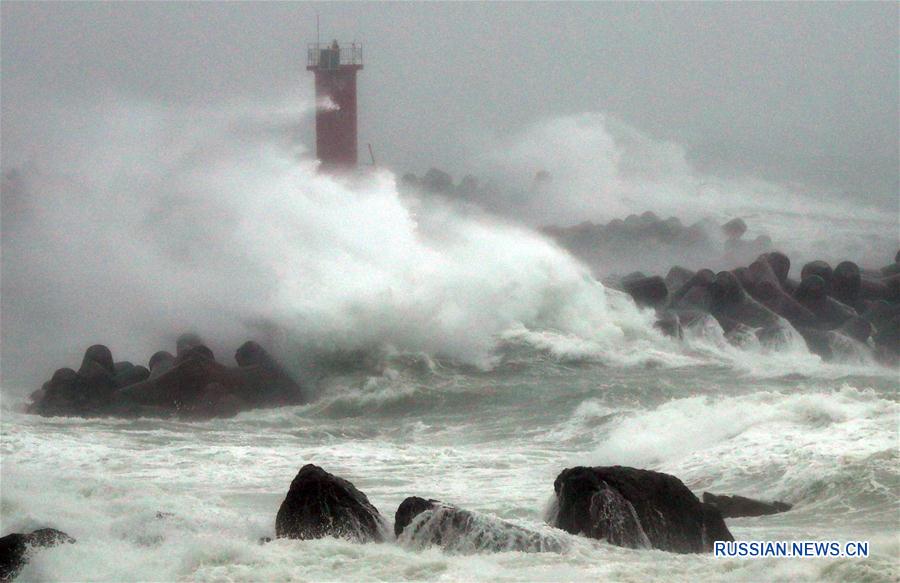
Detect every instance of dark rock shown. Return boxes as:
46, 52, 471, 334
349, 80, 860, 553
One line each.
175, 333, 207, 358
765, 251, 791, 286
837, 316, 874, 344
639, 211, 660, 224
669, 269, 715, 311
31, 359, 117, 416
747, 256, 817, 327
795, 274, 827, 302
148, 351, 175, 378
654, 311, 683, 339
113, 362, 150, 389
732, 267, 755, 293
753, 280, 817, 328
0, 528, 75, 582
753, 234, 773, 249
882, 263, 900, 277
701, 503, 735, 545
79, 344, 115, 376
832, 261, 861, 304
858, 277, 890, 301
275, 464, 385, 542
884, 275, 900, 303
796, 327, 867, 362
552, 466, 732, 553
623, 276, 668, 308
31, 339, 304, 419
709, 271, 781, 329
175, 344, 215, 364
422, 168, 453, 193
873, 314, 900, 356
115, 356, 244, 410
722, 218, 747, 240
234, 341, 304, 406
702, 492, 792, 518
861, 300, 900, 324
27, 368, 78, 416
795, 275, 857, 329
394, 497, 565, 553
179, 383, 245, 419
664, 266, 694, 294
624, 214, 641, 228
724, 322, 758, 347
669, 309, 712, 330
796, 327, 835, 360
677, 285, 714, 312
79, 360, 118, 403
395, 496, 439, 537
620, 271, 647, 286
747, 254, 781, 290
800, 261, 833, 293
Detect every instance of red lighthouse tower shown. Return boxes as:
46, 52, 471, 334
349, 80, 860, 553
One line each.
307, 40, 363, 170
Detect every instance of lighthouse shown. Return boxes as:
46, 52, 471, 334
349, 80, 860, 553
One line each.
307, 40, 363, 170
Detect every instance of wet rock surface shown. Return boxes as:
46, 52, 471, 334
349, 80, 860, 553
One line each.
702, 492, 792, 518
0, 529, 75, 582
551, 465, 733, 553
395, 497, 566, 553
275, 464, 385, 542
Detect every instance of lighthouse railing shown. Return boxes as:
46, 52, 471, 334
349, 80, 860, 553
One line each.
307, 43, 363, 68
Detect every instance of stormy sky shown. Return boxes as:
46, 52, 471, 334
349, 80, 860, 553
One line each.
3, 2, 898, 208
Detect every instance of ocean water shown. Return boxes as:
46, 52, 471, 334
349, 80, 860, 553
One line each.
2, 339, 898, 582
2, 111, 898, 582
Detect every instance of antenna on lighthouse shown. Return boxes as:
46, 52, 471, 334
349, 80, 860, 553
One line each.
316, 12, 320, 47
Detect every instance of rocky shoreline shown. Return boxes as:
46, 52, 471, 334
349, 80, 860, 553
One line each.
2, 463, 794, 580
26, 334, 305, 420
616, 249, 900, 366
24, 246, 899, 422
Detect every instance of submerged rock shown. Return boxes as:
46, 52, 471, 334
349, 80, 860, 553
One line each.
394, 497, 566, 553
0, 528, 75, 582
702, 492, 792, 518
551, 466, 732, 553
275, 464, 385, 542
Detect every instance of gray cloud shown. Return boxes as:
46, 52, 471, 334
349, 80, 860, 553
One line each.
3, 2, 897, 206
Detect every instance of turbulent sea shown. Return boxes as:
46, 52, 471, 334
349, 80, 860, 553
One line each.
2, 343, 898, 582
2, 113, 898, 582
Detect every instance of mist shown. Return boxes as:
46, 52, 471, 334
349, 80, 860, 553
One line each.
2, 95, 677, 390
2, 3, 898, 389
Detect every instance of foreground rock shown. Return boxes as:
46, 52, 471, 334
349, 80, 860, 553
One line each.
394, 497, 566, 553
275, 464, 385, 542
702, 492, 792, 518
551, 466, 732, 553
28, 335, 305, 419
0, 529, 75, 582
